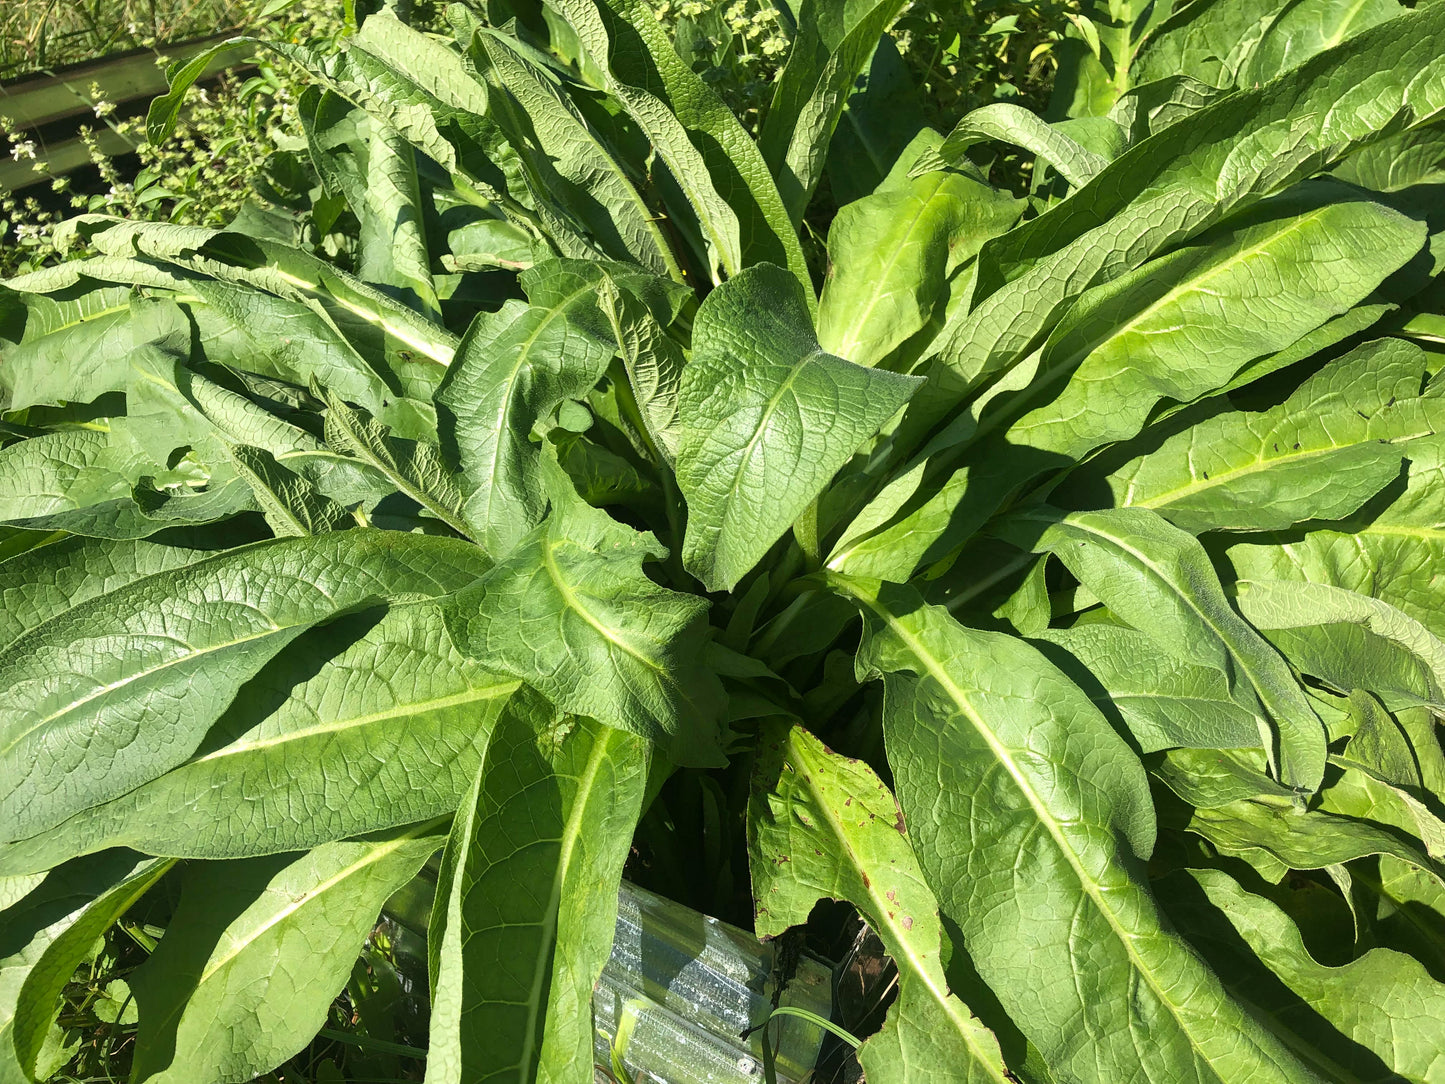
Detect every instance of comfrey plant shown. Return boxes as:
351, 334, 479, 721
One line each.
1, 1, 1444, 1081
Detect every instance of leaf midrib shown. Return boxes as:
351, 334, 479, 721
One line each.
328, 402, 471, 538
1130, 434, 1376, 509
1061, 517, 1311, 730
540, 535, 674, 690
0, 623, 291, 763
1128, 402, 1431, 509
193, 680, 518, 763
517, 726, 619, 1075
485, 39, 679, 282
717, 349, 821, 542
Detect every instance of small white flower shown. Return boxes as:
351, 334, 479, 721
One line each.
107, 183, 134, 198
92, 100, 116, 118
9, 139, 36, 161
15, 223, 43, 241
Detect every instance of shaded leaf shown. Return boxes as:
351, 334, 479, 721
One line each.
435, 263, 615, 556
1167, 867, 1445, 1084
229, 444, 352, 537
760, 0, 911, 221
1037, 623, 1267, 753
322, 391, 471, 539
10, 857, 171, 1080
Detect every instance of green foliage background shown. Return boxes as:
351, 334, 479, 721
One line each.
1, 1, 1444, 1083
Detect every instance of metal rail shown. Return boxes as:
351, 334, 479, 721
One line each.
0, 32, 253, 192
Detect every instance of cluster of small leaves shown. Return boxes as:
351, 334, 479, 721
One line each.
1, 2, 1445, 1084
655, 0, 793, 132
894, 0, 1074, 118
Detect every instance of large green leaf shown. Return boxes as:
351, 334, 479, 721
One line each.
996, 196, 1425, 462
426, 691, 649, 1084
817, 137, 1023, 369
1006, 506, 1328, 792
837, 576, 1317, 1084
0, 480, 257, 541
120, 346, 393, 509
0, 290, 148, 413
822, 435, 1035, 583
0, 532, 235, 653
1333, 125, 1445, 193
1036, 623, 1267, 753
128, 826, 443, 1084
434, 262, 615, 556
358, 124, 441, 320
0, 531, 490, 842
676, 264, 921, 591
0, 600, 514, 875
1155, 749, 1445, 885
186, 278, 430, 437
0, 430, 147, 524
1131, 0, 1293, 88
322, 392, 472, 539
1106, 337, 1438, 532
839, 196, 1422, 582
1234, 577, 1445, 712
1103, 74, 1233, 145
749, 721, 1011, 1084
759, 0, 911, 221
445, 458, 723, 765
1166, 867, 1445, 1084
344, 9, 506, 172
75, 216, 460, 375
988, 5, 1445, 285
597, 275, 686, 464
1240, 0, 1404, 87
228, 444, 351, 537
919, 103, 1112, 189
